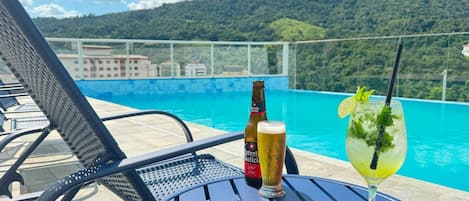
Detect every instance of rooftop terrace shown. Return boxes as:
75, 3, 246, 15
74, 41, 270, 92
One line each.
1, 96, 467, 200
0, 33, 468, 200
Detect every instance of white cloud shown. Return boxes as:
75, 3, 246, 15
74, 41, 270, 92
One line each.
19, 0, 34, 7
31, 3, 80, 18
128, 0, 186, 10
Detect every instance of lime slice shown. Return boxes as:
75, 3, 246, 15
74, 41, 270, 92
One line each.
338, 96, 357, 118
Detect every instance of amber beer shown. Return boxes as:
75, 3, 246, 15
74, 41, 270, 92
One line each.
257, 121, 286, 198
244, 81, 267, 189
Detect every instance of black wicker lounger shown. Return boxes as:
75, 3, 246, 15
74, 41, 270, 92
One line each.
0, 82, 48, 131
0, 1, 298, 200
0, 81, 40, 113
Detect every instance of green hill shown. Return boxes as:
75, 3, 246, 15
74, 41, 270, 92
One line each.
33, 0, 469, 41
270, 18, 326, 41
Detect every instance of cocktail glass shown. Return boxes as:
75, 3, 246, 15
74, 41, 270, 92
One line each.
346, 99, 407, 201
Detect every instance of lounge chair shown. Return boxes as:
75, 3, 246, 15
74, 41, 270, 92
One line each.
0, 112, 47, 134
0, 1, 298, 200
0, 81, 40, 113
0, 83, 48, 131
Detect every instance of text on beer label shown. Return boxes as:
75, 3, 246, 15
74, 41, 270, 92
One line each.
250, 106, 260, 113
244, 142, 259, 163
244, 162, 261, 178
244, 142, 261, 178
251, 101, 265, 113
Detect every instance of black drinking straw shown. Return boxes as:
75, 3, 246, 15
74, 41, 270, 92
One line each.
370, 37, 404, 170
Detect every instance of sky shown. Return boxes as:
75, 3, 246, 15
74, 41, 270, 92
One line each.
19, 0, 187, 18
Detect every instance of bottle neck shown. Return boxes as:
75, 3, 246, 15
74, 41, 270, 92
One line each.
250, 87, 266, 116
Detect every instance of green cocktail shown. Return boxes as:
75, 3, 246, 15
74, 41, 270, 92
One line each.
339, 87, 407, 201
347, 100, 407, 185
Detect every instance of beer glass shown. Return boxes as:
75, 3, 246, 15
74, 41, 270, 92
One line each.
257, 121, 286, 198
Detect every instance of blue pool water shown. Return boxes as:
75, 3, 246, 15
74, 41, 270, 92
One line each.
84, 88, 469, 192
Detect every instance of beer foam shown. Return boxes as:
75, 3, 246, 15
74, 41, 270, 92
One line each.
257, 121, 285, 134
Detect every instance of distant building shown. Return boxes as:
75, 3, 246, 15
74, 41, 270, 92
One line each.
221, 65, 248, 76
58, 45, 156, 79
184, 62, 207, 77
158, 61, 181, 77
462, 43, 469, 57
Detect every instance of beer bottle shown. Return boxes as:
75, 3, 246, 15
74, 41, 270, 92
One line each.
244, 80, 267, 188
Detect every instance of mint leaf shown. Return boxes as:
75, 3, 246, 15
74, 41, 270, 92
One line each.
349, 118, 366, 139
377, 106, 393, 127
347, 95, 396, 154
354, 86, 375, 102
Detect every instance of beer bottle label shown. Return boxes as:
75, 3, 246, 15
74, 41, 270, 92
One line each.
244, 142, 261, 178
250, 100, 265, 113
250, 106, 260, 113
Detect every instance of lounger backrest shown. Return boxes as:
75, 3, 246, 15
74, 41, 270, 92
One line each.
0, 1, 154, 200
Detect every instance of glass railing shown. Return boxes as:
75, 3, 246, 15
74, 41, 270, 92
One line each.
293, 32, 469, 102
44, 38, 290, 80
0, 32, 468, 102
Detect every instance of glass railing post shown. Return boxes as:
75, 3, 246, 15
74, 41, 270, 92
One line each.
282, 43, 289, 76
170, 43, 174, 78
210, 44, 214, 77
77, 40, 84, 80
248, 44, 251, 77
441, 69, 447, 101
126, 41, 130, 79
289, 43, 297, 89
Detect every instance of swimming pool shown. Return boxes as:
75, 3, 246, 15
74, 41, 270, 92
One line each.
82, 86, 469, 192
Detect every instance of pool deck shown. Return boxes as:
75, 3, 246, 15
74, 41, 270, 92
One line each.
1, 97, 468, 201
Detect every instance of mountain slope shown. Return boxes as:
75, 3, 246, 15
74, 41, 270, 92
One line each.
33, 0, 469, 41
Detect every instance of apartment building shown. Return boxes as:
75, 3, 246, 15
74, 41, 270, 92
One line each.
184, 62, 207, 77
58, 45, 156, 79
158, 61, 181, 77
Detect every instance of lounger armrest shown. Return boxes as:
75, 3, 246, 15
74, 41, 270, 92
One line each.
39, 131, 244, 201
0, 127, 46, 152
0, 110, 191, 154
100, 110, 194, 142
